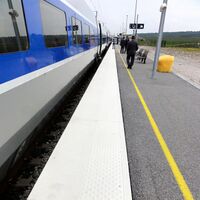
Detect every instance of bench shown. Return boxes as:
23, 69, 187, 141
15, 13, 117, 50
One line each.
136, 48, 144, 57
136, 49, 149, 64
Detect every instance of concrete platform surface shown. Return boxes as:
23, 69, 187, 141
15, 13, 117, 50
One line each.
116, 46, 200, 200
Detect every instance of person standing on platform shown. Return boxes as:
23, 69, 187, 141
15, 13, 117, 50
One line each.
120, 37, 125, 53
126, 35, 138, 69
112, 37, 115, 49
124, 36, 129, 53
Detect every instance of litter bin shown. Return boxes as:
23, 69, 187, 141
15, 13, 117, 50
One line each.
157, 55, 174, 73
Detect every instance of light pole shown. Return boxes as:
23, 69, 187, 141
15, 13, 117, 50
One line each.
134, 0, 138, 35
152, 0, 168, 79
93, 11, 100, 55
122, 22, 125, 34
135, 14, 139, 38
126, 15, 128, 34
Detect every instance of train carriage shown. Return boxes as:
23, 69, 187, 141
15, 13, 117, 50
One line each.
0, 0, 110, 181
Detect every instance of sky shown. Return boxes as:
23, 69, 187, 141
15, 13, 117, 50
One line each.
85, 0, 200, 35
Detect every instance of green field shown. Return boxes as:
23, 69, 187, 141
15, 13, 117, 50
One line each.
138, 31, 200, 48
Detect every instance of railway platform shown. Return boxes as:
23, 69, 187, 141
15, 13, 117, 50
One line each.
28, 45, 200, 200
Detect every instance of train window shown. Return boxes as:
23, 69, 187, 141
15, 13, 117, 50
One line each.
83, 23, 90, 44
72, 17, 82, 45
0, 0, 29, 54
103, 35, 107, 44
40, 0, 68, 48
90, 28, 96, 46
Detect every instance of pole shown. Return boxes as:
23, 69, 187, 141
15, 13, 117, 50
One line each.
94, 11, 100, 55
134, 0, 138, 23
133, 0, 138, 35
95, 11, 98, 34
135, 14, 139, 37
126, 15, 128, 34
152, 0, 168, 79
122, 22, 125, 33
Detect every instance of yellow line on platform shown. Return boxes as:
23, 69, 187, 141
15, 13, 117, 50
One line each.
118, 51, 194, 200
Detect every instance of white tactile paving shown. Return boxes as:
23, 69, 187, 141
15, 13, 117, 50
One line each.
28, 47, 132, 200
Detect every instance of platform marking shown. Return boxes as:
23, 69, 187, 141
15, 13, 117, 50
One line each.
118, 51, 194, 200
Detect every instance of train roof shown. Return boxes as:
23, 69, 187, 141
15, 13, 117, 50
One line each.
60, 0, 96, 25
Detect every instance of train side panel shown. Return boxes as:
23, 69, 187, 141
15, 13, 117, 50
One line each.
0, 0, 101, 181
0, 47, 97, 175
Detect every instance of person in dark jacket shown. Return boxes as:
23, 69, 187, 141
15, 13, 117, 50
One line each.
126, 35, 138, 69
120, 37, 125, 53
124, 36, 129, 53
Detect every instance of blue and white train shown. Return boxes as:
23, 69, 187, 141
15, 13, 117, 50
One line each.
0, 0, 110, 181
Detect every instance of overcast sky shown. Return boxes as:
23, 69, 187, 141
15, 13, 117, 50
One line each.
85, 0, 200, 35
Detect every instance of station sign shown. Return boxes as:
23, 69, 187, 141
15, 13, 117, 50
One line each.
73, 25, 79, 31
66, 26, 71, 31
129, 23, 144, 29
66, 25, 79, 31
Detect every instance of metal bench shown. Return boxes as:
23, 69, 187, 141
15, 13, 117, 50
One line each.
136, 48, 144, 57
136, 49, 149, 64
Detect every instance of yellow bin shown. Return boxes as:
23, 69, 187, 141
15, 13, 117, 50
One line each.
157, 55, 174, 73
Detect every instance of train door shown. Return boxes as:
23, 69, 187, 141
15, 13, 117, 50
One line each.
98, 23, 102, 56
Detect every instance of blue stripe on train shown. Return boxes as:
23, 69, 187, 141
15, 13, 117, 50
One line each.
0, 0, 99, 84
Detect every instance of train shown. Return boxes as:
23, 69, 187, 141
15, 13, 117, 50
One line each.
0, 0, 111, 182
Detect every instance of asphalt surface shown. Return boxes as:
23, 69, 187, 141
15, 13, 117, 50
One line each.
115, 47, 200, 200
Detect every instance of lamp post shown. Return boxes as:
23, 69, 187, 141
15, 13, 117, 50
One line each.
134, 0, 138, 35
135, 14, 139, 38
126, 15, 128, 34
92, 11, 100, 56
122, 22, 125, 33
152, 0, 168, 78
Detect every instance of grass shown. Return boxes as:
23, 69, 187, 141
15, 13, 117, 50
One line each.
168, 47, 200, 52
